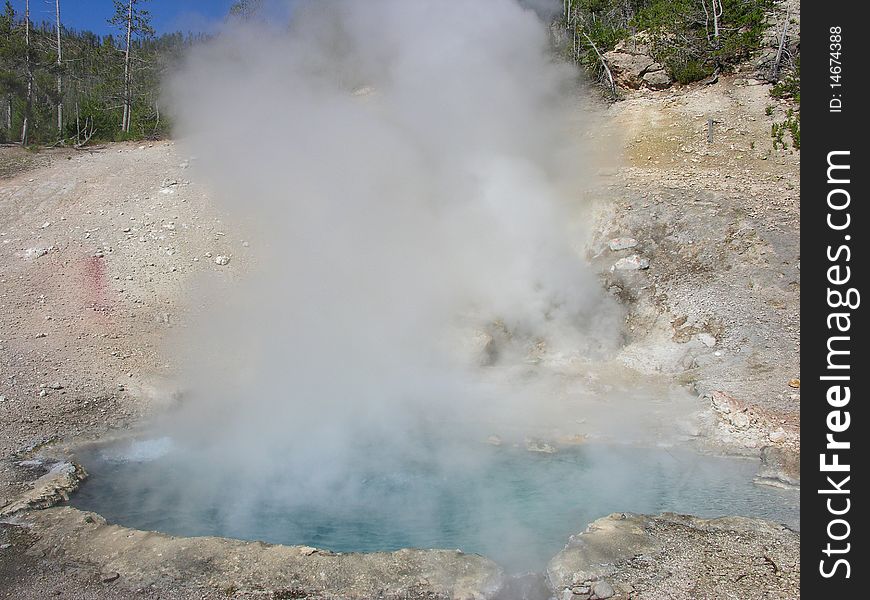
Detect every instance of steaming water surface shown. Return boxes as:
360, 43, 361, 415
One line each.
71, 439, 798, 571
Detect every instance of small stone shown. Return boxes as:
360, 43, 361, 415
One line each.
768, 428, 787, 443
561, 589, 574, 600
214, 255, 231, 266
49, 382, 63, 390
25, 247, 52, 260
787, 378, 800, 389
0, 395, 6, 402
592, 580, 615, 599
608, 237, 638, 251
0, 543, 10, 549
35, 332, 47, 338
697, 333, 717, 348
39, 389, 48, 397
613, 255, 649, 271
731, 411, 751, 429
101, 571, 120, 583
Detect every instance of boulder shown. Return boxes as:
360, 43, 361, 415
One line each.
642, 69, 672, 90
603, 35, 672, 90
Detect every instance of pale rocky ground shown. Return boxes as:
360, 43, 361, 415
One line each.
548, 513, 798, 600
599, 68, 800, 465
0, 49, 799, 600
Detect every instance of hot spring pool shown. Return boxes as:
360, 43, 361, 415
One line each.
69, 438, 799, 571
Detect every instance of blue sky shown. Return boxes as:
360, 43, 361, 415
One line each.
10, 0, 238, 36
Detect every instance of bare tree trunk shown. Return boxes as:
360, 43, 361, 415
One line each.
712, 0, 721, 44
581, 30, 616, 97
55, 0, 63, 133
771, 7, 791, 82
21, 0, 32, 146
122, 0, 133, 133
5, 95, 10, 132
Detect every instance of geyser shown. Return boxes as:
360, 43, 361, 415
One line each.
160, 0, 636, 500
69, 0, 797, 576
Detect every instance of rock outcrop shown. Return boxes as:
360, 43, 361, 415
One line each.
603, 35, 672, 90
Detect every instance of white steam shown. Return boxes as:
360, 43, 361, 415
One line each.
150, 0, 685, 564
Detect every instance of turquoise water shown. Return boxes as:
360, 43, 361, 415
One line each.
70, 439, 799, 571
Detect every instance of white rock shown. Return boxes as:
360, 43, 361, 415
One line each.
730, 411, 751, 429
214, 255, 231, 266
592, 580, 615, 599
613, 255, 649, 271
608, 237, 638, 251
768, 428, 787, 443
697, 333, 717, 348
24, 246, 52, 260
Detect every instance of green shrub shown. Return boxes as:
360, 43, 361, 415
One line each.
667, 58, 713, 84
632, 0, 774, 84
770, 57, 800, 103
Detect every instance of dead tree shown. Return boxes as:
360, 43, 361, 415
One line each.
701, 0, 723, 48
74, 115, 96, 148
55, 0, 63, 132
20, 0, 32, 146
581, 31, 616, 98
121, 0, 133, 132
770, 7, 791, 82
